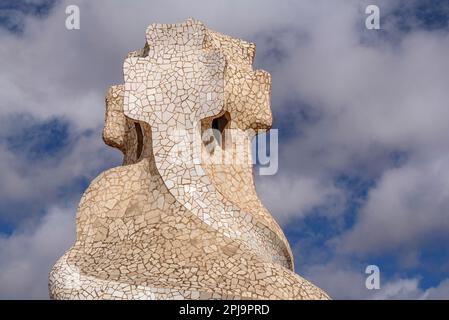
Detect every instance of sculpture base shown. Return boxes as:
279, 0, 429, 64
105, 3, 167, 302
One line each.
50, 252, 329, 300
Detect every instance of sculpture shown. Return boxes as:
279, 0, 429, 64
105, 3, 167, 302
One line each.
49, 18, 329, 300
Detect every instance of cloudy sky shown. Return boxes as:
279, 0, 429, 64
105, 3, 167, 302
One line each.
1, 0, 449, 299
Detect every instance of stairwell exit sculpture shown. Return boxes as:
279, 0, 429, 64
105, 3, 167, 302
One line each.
49, 19, 329, 300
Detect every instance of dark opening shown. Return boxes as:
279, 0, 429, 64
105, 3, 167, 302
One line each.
211, 112, 230, 147
134, 122, 143, 159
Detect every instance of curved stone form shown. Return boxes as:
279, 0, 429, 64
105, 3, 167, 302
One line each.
49, 18, 330, 300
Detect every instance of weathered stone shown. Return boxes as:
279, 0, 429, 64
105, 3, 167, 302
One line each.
49, 18, 329, 300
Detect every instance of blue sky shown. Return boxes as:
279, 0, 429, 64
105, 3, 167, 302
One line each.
0, 0, 449, 299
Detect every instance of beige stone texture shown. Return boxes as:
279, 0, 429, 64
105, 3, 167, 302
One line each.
49, 18, 330, 300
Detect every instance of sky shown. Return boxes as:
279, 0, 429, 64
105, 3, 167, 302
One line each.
0, 0, 449, 299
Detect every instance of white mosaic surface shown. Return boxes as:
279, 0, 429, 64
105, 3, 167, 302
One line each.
49, 18, 330, 300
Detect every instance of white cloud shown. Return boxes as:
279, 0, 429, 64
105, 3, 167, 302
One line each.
252, 0, 449, 259
257, 174, 345, 224
304, 261, 449, 299
303, 262, 369, 300
0, 127, 121, 221
421, 279, 449, 300
371, 277, 449, 300
0, 205, 75, 299
337, 155, 449, 255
